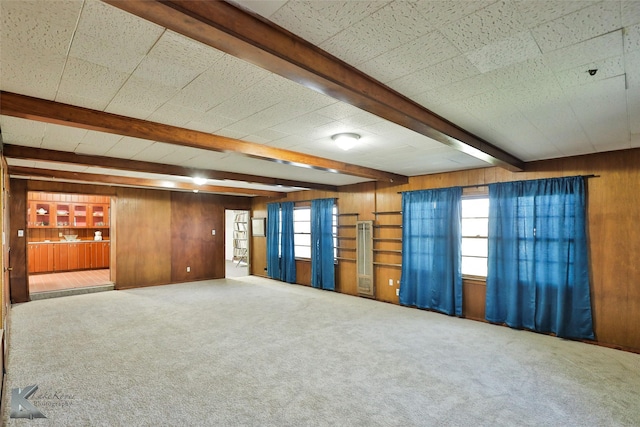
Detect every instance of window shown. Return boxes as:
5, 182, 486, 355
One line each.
293, 204, 338, 259
293, 207, 311, 258
461, 196, 489, 277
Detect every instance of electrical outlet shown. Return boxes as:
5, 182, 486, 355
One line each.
396, 289, 400, 296
186, 266, 190, 272
388, 278, 393, 286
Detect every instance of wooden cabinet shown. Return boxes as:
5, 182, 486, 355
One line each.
28, 241, 110, 274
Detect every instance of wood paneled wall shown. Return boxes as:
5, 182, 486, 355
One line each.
251, 148, 640, 353
8, 179, 28, 303
8, 180, 251, 294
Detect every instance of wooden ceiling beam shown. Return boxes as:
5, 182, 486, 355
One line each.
8, 166, 287, 198
0, 91, 406, 184
102, 0, 524, 172
2, 144, 338, 192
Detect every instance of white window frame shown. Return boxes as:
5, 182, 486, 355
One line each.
461, 192, 489, 279
292, 204, 338, 260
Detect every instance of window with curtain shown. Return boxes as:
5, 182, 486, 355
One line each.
266, 202, 296, 284
399, 187, 463, 316
461, 196, 489, 277
485, 176, 594, 340
311, 198, 336, 291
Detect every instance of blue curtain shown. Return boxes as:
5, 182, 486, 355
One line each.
280, 202, 296, 283
266, 203, 281, 280
485, 176, 594, 340
311, 198, 336, 291
399, 187, 462, 316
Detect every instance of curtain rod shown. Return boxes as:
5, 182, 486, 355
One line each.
396, 174, 599, 194
280, 198, 338, 203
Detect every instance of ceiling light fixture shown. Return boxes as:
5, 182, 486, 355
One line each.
193, 177, 207, 185
332, 133, 360, 151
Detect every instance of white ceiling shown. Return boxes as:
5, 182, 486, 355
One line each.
1, 0, 639, 195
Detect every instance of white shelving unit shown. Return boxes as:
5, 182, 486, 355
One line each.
232, 211, 248, 266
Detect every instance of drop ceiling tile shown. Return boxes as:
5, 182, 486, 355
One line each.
6, 159, 38, 169
554, 56, 625, 89
497, 76, 565, 111
42, 124, 88, 151
133, 31, 224, 89
320, 2, 432, 65
106, 77, 181, 120
440, 1, 527, 53
169, 56, 270, 112
625, 23, 640, 53
413, 1, 495, 29
76, 132, 123, 156
0, 55, 67, 100
147, 103, 204, 128
358, 30, 460, 83
0, 116, 46, 147
68, 31, 150, 75
157, 146, 208, 165
521, 102, 590, 154
182, 151, 231, 170
339, 110, 383, 128
314, 102, 362, 121
131, 142, 181, 162
465, 31, 541, 73
544, 30, 623, 72
26, 160, 89, 173
270, 113, 334, 135
531, 2, 621, 53
58, 57, 128, 106
625, 49, 640, 88
75, 0, 163, 52
270, 1, 386, 46
484, 56, 554, 90
514, 1, 596, 29
104, 136, 155, 159
622, 1, 640, 28
412, 74, 497, 109
184, 115, 237, 134
0, 0, 82, 58
388, 55, 481, 96
566, 76, 629, 150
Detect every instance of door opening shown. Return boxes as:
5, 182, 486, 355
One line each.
225, 209, 249, 278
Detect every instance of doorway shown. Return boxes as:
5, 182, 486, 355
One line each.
27, 192, 114, 298
225, 209, 249, 278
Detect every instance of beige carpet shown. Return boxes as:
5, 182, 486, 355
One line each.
2, 276, 640, 426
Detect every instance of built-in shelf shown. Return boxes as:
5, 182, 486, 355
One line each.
337, 257, 356, 262
373, 262, 402, 268
373, 249, 402, 254
373, 238, 402, 242
373, 211, 402, 215
336, 236, 356, 240
338, 213, 359, 216
336, 247, 356, 251
374, 224, 402, 228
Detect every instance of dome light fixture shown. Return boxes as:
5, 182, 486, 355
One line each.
332, 133, 360, 151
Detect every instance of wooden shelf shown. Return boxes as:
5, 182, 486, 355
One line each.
373, 238, 402, 242
374, 224, 402, 228
336, 247, 356, 251
337, 213, 359, 216
373, 211, 402, 215
373, 249, 402, 254
337, 257, 356, 262
336, 236, 356, 240
373, 262, 402, 268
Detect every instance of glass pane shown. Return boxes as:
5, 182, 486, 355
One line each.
462, 237, 488, 257
294, 234, 311, 246
462, 219, 488, 237
294, 208, 310, 221
294, 222, 311, 234
295, 246, 311, 259
462, 198, 489, 217
462, 256, 487, 277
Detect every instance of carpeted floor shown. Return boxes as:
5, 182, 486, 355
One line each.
2, 276, 639, 426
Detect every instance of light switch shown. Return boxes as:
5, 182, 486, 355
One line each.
211, 229, 216, 235
17, 230, 24, 237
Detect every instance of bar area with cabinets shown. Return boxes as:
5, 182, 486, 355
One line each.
27, 192, 111, 274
